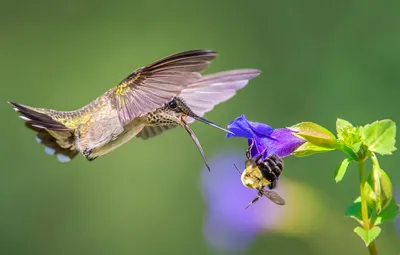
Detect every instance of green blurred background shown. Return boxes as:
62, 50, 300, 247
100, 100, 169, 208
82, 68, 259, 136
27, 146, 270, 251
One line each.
1, 0, 399, 254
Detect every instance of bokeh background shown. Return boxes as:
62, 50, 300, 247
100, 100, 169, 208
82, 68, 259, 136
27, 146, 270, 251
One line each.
1, 0, 399, 254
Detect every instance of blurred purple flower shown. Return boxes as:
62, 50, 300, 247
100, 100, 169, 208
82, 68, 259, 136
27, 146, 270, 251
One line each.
226, 115, 305, 159
201, 151, 286, 253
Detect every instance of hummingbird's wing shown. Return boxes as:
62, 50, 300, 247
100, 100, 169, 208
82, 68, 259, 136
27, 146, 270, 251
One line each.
135, 69, 261, 140
110, 50, 217, 126
179, 69, 261, 122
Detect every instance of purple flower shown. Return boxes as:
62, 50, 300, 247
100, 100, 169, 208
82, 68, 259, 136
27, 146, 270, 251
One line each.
227, 115, 305, 159
201, 151, 286, 253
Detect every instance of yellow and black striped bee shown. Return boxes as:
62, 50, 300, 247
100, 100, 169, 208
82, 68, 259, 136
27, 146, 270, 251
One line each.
235, 139, 286, 208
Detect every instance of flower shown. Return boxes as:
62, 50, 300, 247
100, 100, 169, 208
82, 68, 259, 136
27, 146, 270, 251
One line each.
226, 115, 306, 159
201, 151, 286, 253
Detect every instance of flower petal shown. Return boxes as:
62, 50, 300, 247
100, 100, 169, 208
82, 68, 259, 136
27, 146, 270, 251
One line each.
227, 115, 273, 139
266, 128, 306, 158
247, 128, 305, 159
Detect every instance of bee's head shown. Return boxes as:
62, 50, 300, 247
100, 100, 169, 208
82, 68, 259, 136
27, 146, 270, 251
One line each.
241, 159, 263, 189
245, 158, 258, 169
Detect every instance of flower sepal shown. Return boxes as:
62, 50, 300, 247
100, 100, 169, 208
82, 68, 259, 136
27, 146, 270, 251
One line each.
289, 122, 337, 157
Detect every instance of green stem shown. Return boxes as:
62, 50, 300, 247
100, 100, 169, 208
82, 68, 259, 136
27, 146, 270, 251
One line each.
358, 158, 378, 255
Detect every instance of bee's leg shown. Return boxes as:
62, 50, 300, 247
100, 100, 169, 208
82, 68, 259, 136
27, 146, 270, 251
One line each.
254, 146, 269, 162
245, 191, 262, 209
246, 138, 255, 159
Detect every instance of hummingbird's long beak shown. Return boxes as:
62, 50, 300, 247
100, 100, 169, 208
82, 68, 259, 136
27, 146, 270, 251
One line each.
181, 120, 211, 171
192, 115, 235, 135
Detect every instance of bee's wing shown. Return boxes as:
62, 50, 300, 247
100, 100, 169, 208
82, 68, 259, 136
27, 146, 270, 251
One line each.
179, 69, 261, 122
110, 50, 217, 126
260, 189, 286, 206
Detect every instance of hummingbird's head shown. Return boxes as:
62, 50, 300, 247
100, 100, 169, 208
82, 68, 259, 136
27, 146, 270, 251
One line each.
166, 97, 234, 135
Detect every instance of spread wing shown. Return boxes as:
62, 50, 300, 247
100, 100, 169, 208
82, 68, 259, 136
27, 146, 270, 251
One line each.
135, 69, 261, 140
111, 50, 217, 125
260, 189, 286, 205
180, 69, 261, 122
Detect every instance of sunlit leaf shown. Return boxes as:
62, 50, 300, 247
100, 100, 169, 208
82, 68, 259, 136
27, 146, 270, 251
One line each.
362, 180, 377, 211
369, 155, 393, 213
354, 226, 381, 246
336, 118, 354, 140
379, 168, 393, 210
361, 119, 396, 155
373, 198, 399, 226
336, 118, 363, 153
334, 158, 351, 183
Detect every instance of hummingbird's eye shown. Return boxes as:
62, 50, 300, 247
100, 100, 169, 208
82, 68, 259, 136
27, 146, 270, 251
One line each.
168, 100, 177, 109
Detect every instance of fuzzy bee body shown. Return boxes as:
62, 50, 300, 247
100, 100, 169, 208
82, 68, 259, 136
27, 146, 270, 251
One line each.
239, 140, 286, 207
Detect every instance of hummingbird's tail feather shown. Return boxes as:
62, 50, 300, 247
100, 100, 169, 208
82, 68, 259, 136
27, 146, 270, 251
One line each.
8, 102, 70, 131
27, 122, 79, 162
9, 102, 78, 162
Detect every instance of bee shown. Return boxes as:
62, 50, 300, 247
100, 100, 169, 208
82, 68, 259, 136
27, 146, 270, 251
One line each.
235, 139, 286, 208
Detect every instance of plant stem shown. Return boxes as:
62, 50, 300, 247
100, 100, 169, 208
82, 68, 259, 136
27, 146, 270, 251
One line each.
358, 158, 378, 255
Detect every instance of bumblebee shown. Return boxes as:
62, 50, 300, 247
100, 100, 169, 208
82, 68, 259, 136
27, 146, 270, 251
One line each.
236, 139, 286, 208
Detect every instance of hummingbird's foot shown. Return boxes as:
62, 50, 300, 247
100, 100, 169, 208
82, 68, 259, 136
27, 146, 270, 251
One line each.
83, 149, 97, 161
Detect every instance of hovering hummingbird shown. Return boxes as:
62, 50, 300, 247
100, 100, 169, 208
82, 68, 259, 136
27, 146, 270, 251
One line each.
9, 49, 260, 169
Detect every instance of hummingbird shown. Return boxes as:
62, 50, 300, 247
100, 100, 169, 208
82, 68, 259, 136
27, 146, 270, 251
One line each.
9, 49, 260, 169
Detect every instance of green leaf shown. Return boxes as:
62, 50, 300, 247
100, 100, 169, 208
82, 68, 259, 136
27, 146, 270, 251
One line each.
361, 119, 397, 155
338, 144, 358, 161
362, 179, 377, 211
336, 118, 363, 154
334, 158, 352, 183
379, 168, 393, 209
292, 142, 335, 157
368, 155, 393, 213
290, 122, 337, 149
336, 118, 354, 140
353, 226, 381, 246
373, 197, 400, 226
345, 197, 363, 225
370, 163, 382, 213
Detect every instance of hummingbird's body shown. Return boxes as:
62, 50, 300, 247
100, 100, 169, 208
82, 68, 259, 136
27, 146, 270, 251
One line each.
9, 50, 261, 167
